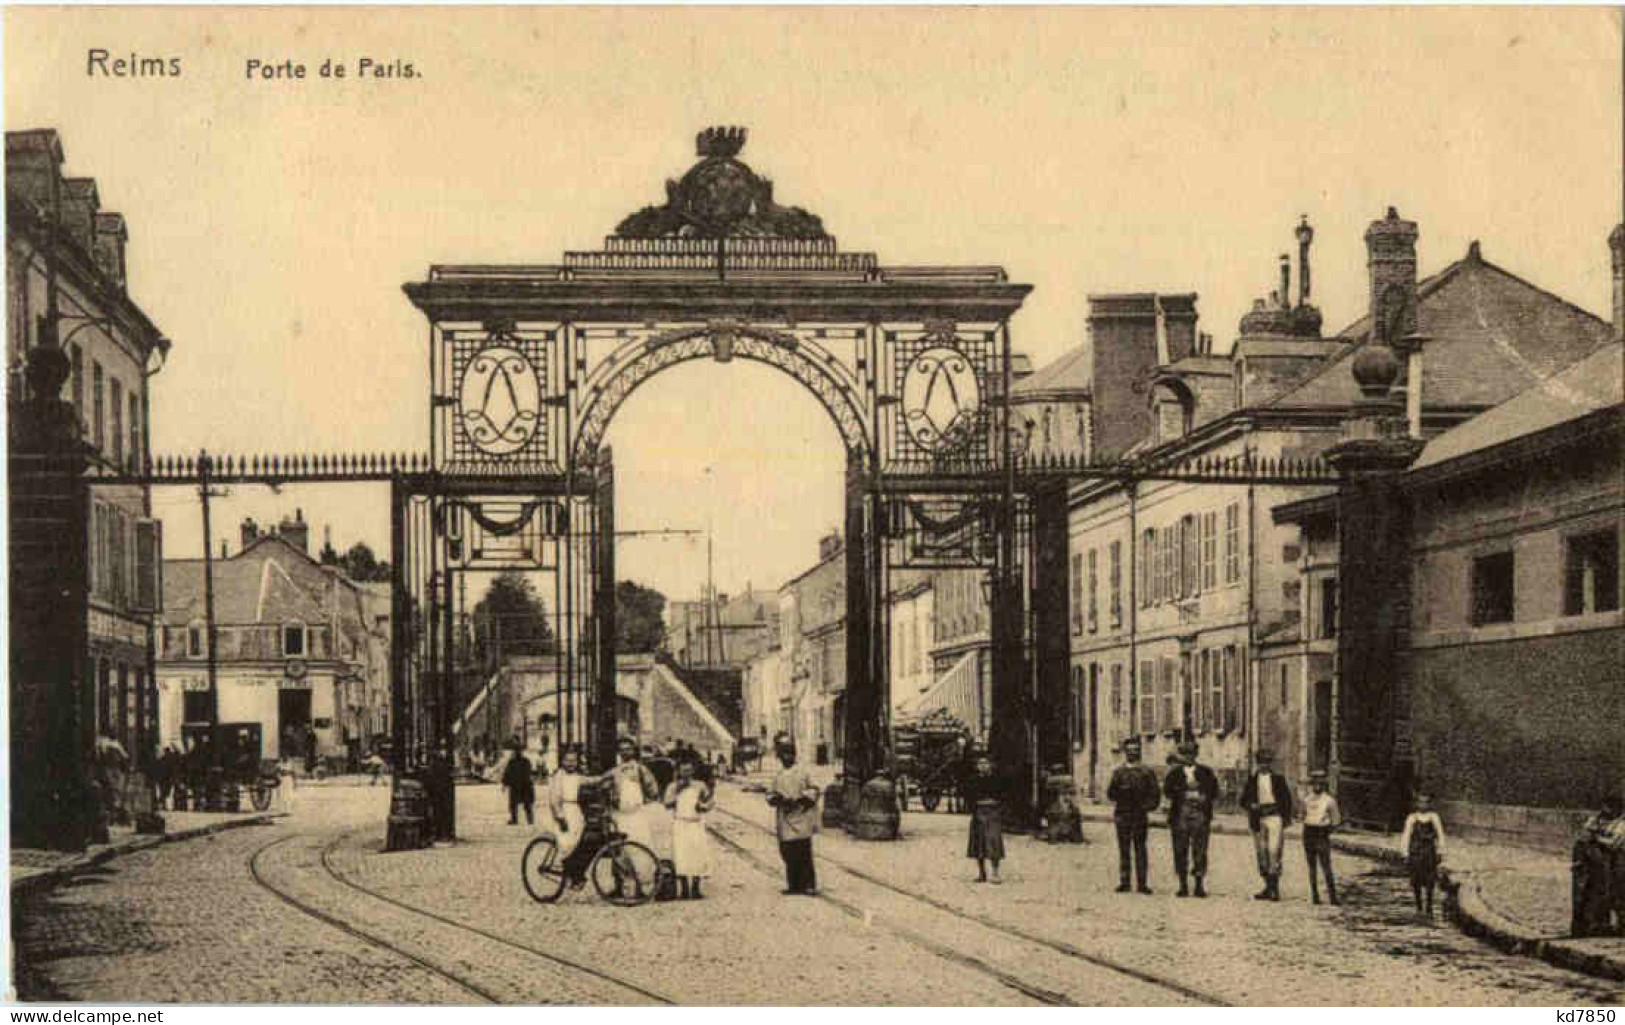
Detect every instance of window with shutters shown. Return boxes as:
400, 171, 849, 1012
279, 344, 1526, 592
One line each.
1070, 552, 1083, 634
1201, 511, 1218, 590
1224, 502, 1242, 584
92, 361, 104, 454
1138, 659, 1155, 733
128, 393, 141, 472
1563, 530, 1619, 616
70, 344, 83, 413
1152, 529, 1164, 603
1183, 516, 1209, 597
1319, 578, 1339, 639
1139, 529, 1154, 608
1222, 645, 1242, 733
112, 509, 129, 605
1209, 648, 1224, 732
1192, 650, 1206, 730
1158, 657, 1177, 732
187, 621, 206, 658
110, 377, 124, 468
1071, 665, 1086, 745
1163, 527, 1177, 601
1086, 548, 1098, 633
1109, 541, 1123, 627
1470, 551, 1516, 625
283, 622, 307, 657
1110, 663, 1123, 720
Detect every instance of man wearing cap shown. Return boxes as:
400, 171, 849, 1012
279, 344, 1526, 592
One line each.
1240, 748, 1294, 901
768, 732, 821, 895
1106, 737, 1160, 894
1164, 739, 1220, 898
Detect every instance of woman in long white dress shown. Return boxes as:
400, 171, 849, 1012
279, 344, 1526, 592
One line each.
545, 744, 590, 885
664, 754, 715, 899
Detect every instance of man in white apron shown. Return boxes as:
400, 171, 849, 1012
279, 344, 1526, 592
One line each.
606, 736, 661, 892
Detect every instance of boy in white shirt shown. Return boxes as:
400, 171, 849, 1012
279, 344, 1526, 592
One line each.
1301, 769, 1341, 905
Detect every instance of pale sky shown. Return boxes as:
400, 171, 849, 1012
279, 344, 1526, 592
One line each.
7, 7, 1621, 605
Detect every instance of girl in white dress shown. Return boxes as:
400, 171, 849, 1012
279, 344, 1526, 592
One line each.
546, 744, 590, 885
664, 754, 715, 899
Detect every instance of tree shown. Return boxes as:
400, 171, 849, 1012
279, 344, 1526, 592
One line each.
323, 541, 391, 583
615, 580, 667, 653
471, 571, 555, 670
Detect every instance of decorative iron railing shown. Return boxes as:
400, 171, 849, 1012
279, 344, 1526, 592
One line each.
119, 450, 433, 485
1013, 448, 1339, 485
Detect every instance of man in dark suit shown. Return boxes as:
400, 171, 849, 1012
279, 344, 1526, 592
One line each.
1164, 739, 1220, 897
1240, 748, 1294, 901
1106, 737, 1160, 894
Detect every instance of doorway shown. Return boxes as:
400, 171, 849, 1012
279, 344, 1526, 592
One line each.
278, 688, 313, 762
1313, 678, 1332, 771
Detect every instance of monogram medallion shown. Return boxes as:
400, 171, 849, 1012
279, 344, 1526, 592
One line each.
459, 346, 541, 456
901, 346, 981, 453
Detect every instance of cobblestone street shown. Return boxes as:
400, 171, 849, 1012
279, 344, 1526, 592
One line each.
12, 781, 1623, 1005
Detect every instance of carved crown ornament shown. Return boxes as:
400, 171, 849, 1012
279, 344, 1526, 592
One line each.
613, 126, 830, 240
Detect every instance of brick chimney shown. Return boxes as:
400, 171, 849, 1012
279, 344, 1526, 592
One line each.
241, 517, 260, 550
1365, 207, 1419, 345
1087, 292, 1198, 458
92, 212, 128, 291
60, 178, 99, 255
278, 508, 309, 554
1610, 223, 1624, 339
4, 129, 64, 212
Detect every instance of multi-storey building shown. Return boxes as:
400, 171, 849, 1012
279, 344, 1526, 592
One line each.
156, 514, 387, 769
887, 570, 935, 717
665, 588, 779, 668
778, 532, 846, 763
8, 129, 170, 845
1063, 211, 1616, 803
740, 642, 786, 744
1276, 317, 1622, 849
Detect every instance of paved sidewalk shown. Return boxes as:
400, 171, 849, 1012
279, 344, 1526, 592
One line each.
10, 809, 283, 897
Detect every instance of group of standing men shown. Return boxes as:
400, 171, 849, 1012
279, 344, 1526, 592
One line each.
1108, 738, 1336, 903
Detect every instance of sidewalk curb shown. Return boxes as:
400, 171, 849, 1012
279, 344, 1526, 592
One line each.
1452, 873, 1625, 983
1077, 806, 1625, 984
11, 813, 284, 900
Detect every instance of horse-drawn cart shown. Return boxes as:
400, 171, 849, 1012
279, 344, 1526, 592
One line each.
890, 710, 974, 813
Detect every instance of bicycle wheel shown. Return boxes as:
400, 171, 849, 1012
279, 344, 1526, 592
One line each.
522, 835, 568, 904
590, 839, 662, 907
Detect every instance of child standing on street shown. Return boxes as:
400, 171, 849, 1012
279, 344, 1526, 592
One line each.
1301, 770, 1341, 905
1399, 791, 1446, 915
664, 753, 715, 899
963, 754, 1007, 884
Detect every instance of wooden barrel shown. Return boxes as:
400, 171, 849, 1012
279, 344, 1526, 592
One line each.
385, 779, 429, 851
851, 777, 901, 841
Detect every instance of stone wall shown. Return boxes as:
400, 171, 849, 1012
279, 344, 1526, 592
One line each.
1408, 626, 1624, 830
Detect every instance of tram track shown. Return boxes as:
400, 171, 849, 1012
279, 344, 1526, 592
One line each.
710, 803, 1231, 1007
316, 830, 675, 1005
247, 834, 502, 1004
706, 818, 1076, 1006
248, 829, 675, 1005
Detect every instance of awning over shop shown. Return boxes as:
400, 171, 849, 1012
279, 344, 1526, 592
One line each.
896, 651, 983, 738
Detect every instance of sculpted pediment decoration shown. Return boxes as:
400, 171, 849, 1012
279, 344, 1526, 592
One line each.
614, 126, 830, 240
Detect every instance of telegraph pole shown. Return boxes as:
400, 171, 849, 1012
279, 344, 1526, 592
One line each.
197, 451, 225, 809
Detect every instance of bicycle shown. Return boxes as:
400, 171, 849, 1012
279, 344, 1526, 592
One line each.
521, 828, 669, 906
